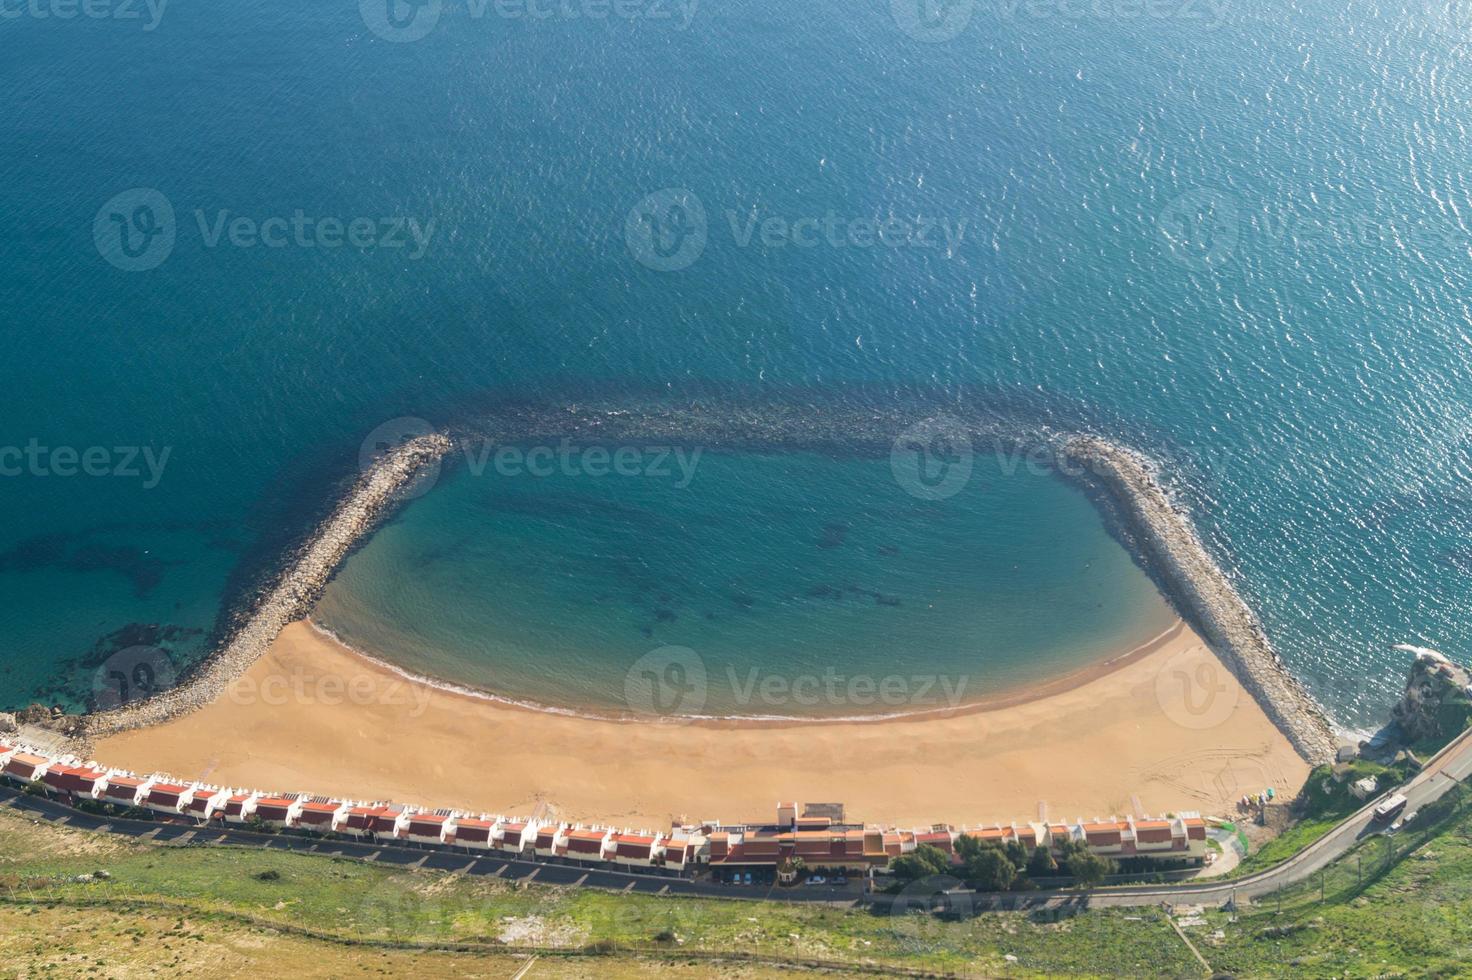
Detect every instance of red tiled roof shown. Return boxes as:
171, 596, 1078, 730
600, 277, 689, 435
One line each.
255, 797, 296, 818
146, 784, 187, 806
42, 765, 105, 793
455, 820, 493, 842
3, 753, 49, 778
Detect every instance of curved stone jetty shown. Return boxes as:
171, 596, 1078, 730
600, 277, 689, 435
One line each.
80, 434, 452, 739
1061, 435, 1337, 765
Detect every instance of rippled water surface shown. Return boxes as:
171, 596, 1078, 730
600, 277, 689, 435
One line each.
3, 0, 1472, 725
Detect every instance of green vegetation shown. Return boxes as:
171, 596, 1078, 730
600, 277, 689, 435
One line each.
3, 782, 1472, 977
1233, 759, 1407, 876
888, 836, 1115, 893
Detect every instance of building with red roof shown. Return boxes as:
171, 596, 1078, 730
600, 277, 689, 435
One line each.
450, 815, 497, 849
406, 810, 456, 845
252, 794, 305, 829
182, 786, 229, 821
296, 798, 349, 833
494, 819, 534, 854
609, 832, 660, 867
219, 792, 260, 824
98, 774, 150, 808
368, 804, 411, 840
533, 823, 567, 858
1, 752, 53, 785
40, 762, 108, 799
562, 827, 612, 861
142, 780, 196, 816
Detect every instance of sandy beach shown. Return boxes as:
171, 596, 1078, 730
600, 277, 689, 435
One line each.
91, 619, 1308, 830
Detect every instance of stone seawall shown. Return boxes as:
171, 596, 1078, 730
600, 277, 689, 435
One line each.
1062, 435, 1337, 765
79, 434, 453, 741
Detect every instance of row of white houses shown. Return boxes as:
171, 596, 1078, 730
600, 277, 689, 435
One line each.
0, 741, 1210, 874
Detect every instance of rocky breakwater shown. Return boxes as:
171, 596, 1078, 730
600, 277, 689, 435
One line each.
78, 433, 453, 741
1062, 435, 1337, 765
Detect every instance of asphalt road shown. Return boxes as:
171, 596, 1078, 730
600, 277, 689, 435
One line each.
7, 723, 1470, 914
0, 785, 863, 905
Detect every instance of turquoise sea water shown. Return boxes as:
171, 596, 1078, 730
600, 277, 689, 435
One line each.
311, 448, 1177, 716
3, 0, 1472, 725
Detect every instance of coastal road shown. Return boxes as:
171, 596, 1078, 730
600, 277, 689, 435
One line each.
0, 786, 862, 906
1036, 721, 1472, 910
7, 723, 1472, 913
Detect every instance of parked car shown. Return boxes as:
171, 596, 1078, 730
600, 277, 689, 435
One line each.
832, 875, 848, 886
805, 875, 827, 886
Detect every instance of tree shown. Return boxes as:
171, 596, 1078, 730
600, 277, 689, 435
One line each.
889, 843, 951, 882
1026, 845, 1057, 878
1064, 847, 1114, 887
963, 847, 1017, 892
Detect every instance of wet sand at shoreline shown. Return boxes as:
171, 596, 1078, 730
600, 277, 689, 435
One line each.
94, 619, 1309, 829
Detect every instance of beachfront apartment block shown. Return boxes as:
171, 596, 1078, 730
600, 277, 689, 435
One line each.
296, 798, 351, 833
405, 809, 458, 845
184, 786, 231, 821
449, 814, 498, 849
39, 761, 109, 800
0, 744, 1211, 878
494, 819, 537, 855
143, 780, 199, 817
253, 794, 307, 829
221, 792, 262, 824
1, 750, 53, 785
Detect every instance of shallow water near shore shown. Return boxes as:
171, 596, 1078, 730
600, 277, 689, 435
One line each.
311, 448, 1178, 717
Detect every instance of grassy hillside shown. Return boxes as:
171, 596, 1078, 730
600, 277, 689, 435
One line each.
1, 785, 1469, 978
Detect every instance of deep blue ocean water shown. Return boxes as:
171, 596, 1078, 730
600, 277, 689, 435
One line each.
3, 0, 1472, 726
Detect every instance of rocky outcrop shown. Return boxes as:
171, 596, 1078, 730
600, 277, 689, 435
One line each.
77, 433, 452, 741
1061, 436, 1338, 765
1390, 648, 1472, 748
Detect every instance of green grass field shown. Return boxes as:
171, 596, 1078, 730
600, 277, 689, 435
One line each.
2, 784, 1470, 978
